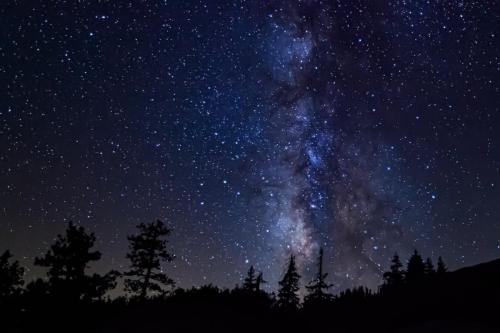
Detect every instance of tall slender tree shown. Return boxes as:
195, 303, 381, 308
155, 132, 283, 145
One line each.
255, 272, 267, 292
424, 257, 435, 276
304, 248, 332, 304
124, 220, 174, 299
34, 222, 117, 301
406, 250, 425, 283
381, 253, 405, 293
0, 250, 24, 300
276, 254, 301, 310
243, 265, 257, 292
436, 256, 447, 275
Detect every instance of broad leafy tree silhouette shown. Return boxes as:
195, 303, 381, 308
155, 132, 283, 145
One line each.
124, 219, 174, 300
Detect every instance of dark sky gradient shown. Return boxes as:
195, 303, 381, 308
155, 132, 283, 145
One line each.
1, 0, 499, 292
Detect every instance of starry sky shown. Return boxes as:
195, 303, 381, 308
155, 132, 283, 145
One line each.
1, 0, 499, 292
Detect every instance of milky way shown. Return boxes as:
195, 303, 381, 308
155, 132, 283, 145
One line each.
254, 0, 499, 289
1, 1, 499, 292
255, 2, 413, 288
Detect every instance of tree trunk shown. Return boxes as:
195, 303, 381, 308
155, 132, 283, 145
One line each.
140, 246, 155, 300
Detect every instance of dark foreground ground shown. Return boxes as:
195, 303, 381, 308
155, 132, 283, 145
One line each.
4, 258, 500, 333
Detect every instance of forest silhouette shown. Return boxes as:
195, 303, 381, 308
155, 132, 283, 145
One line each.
1, 221, 499, 332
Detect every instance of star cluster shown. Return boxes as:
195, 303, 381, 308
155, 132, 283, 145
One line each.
1, 1, 499, 292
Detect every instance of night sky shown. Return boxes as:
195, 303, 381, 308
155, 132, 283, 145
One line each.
1, 1, 499, 292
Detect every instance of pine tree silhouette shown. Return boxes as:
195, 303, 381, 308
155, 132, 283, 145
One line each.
0, 250, 24, 300
243, 265, 257, 292
424, 257, 435, 276
406, 250, 425, 283
304, 248, 332, 304
34, 222, 117, 301
255, 271, 267, 292
381, 253, 405, 294
436, 256, 447, 275
277, 254, 301, 310
124, 220, 174, 300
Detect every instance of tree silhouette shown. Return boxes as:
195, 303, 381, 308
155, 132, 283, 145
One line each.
243, 265, 257, 292
124, 220, 174, 300
437, 256, 447, 275
34, 222, 117, 301
304, 248, 332, 305
382, 253, 405, 292
0, 250, 24, 300
255, 271, 267, 292
337, 286, 373, 304
406, 250, 425, 283
276, 254, 300, 310
424, 257, 435, 276
24, 278, 50, 300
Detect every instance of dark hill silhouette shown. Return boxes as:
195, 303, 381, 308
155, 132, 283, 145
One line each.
446, 258, 500, 304
427, 257, 500, 306
374, 258, 500, 333
451, 257, 500, 278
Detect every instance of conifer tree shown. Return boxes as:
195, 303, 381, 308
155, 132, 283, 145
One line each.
382, 253, 405, 293
34, 222, 117, 301
0, 250, 24, 300
255, 272, 267, 292
124, 220, 174, 299
243, 265, 256, 291
277, 254, 301, 310
304, 248, 332, 304
424, 257, 435, 276
406, 250, 425, 283
436, 256, 447, 275
384, 253, 405, 285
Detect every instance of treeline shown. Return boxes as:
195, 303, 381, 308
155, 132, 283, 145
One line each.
0, 220, 447, 305
1, 220, 498, 332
